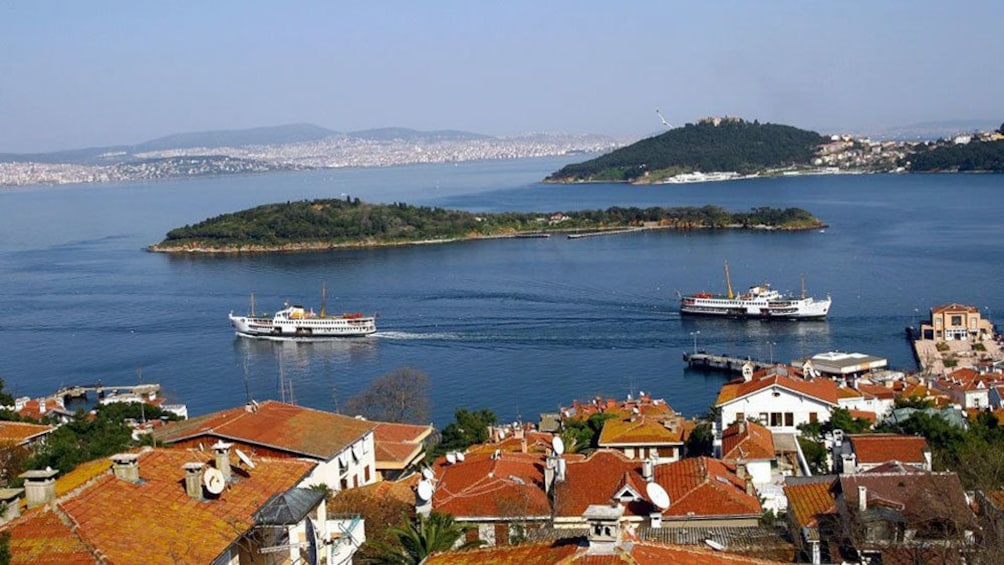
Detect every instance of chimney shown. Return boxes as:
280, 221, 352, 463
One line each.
183, 462, 205, 499
544, 456, 556, 494
0, 488, 24, 524
649, 511, 662, 528
857, 485, 868, 511
736, 461, 748, 481
556, 458, 567, 483
745, 477, 755, 497
110, 453, 141, 483
642, 458, 654, 482
583, 503, 624, 555
841, 452, 857, 474
211, 441, 233, 482
520, 436, 528, 454
19, 468, 58, 508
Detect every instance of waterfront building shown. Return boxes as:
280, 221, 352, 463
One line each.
715, 365, 842, 433
799, 351, 888, 379
919, 303, 994, 341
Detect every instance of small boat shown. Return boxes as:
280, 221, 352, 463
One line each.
229, 285, 376, 338
679, 262, 831, 320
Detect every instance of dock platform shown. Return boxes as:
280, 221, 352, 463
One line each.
683, 352, 772, 375
57, 383, 161, 402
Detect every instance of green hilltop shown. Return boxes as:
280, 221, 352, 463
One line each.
545, 117, 826, 183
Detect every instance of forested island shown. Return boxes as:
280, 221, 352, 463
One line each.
545, 118, 826, 183
908, 138, 1004, 172
150, 198, 825, 253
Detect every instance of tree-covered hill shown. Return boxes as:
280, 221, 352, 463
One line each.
150, 198, 825, 253
907, 139, 1004, 172
545, 118, 826, 182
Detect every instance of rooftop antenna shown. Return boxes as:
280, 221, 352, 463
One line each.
242, 356, 252, 405
249, 291, 256, 316
724, 261, 735, 300
136, 366, 145, 424
801, 273, 807, 300
656, 109, 672, 128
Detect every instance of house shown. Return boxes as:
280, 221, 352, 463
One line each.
564, 394, 694, 463
715, 365, 841, 433
429, 450, 551, 546
785, 467, 976, 564
0, 421, 54, 451
931, 368, 1002, 409
552, 450, 762, 529
371, 421, 433, 480
153, 400, 377, 491
720, 420, 775, 486
920, 303, 993, 341
424, 503, 790, 564
0, 447, 364, 564
834, 434, 931, 473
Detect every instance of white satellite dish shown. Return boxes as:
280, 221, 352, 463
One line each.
446, 452, 457, 464
203, 467, 225, 495
422, 468, 435, 481
646, 482, 671, 510
552, 436, 565, 456
417, 480, 433, 502
456, 452, 465, 462
235, 448, 255, 469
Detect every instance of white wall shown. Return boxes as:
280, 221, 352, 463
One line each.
720, 387, 834, 433
301, 431, 377, 491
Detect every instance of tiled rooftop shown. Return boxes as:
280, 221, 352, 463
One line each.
1, 447, 316, 565
0, 421, 54, 445
3, 508, 97, 564
848, 434, 929, 465
598, 415, 689, 446
721, 420, 775, 461
433, 451, 550, 518
716, 368, 839, 406
784, 479, 836, 529
653, 457, 761, 518
152, 400, 374, 459
372, 421, 431, 469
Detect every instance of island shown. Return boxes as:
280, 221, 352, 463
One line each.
149, 198, 826, 254
544, 117, 826, 184
545, 118, 1004, 184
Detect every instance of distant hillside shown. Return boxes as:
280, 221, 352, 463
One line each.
908, 139, 1004, 172
135, 123, 339, 151
348, 127, 490, 142
545, 118, 826, 183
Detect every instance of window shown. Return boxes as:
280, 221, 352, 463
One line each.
951, 315, 963, 326
770, 413, 782, 427
736, 412, 745, 423
364, 465, 371, 482
758, 412, 768, 424
785, 413, 794, 426
809, 412, 818, 423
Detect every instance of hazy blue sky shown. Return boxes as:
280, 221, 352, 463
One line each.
2, 1, 1002, 152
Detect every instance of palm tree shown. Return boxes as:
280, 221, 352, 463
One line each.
373, 511, 482, 564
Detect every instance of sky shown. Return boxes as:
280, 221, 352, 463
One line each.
1, 1, 1002, 153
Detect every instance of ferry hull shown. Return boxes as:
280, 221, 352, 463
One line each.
228, 312, 376, 338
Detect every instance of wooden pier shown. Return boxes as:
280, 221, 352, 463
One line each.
57, 383, 161, 402
683, 352, 772, 375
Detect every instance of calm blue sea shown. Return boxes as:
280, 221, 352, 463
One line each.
2, 159, 1003, 426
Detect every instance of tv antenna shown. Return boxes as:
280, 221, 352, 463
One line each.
656, 109, 672, 128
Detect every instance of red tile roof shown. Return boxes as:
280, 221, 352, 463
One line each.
721, 420, 775, 461
716, 369, 838, 406
1, 448, 316, 565
0, 421, 54, 445
848, 434, 930, 465
653, 458, 761, 518
152, 400, 374, 459
554, 452, 760, 520
838, 471, 973, 528
598, 414, 689, 446
372, 422, 431, 470
3, 508, 97, 564
425, 538, 789, 564
784, 480, 836, 529
432, 451, 551, 519
931, 303, 978, 314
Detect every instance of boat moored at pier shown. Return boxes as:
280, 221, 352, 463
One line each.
680, 262, 831, 320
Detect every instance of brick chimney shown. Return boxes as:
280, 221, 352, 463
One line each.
110, 453, 141, 483
19, 468, 58, 508
183, 462, 205, 499
211, 441, 233, 482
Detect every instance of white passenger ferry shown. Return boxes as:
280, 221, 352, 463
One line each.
680, 262, 831, 320
229, 288, 376, 338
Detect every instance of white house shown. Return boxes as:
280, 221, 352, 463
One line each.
715, 365, 840, 434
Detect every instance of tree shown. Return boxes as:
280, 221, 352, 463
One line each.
560, 413, 616, 454
438, 409, 497, 454
685, 421, 715, 457
344, 367, 431, 424
373, 511, 481, 564
826, 407, 873, 435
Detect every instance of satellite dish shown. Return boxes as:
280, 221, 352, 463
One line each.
446, 452, 457, 464
646, 482, 671, 510
552, 436, 565, 456
203, 467, 225, 495
422, 468, 435, 481
235, 448, 255, 469
742, 363, 754, 380
456, 452, 465, 462
417, 480, 433, 502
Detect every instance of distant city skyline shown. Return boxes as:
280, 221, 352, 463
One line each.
2, 1, 1002, 153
